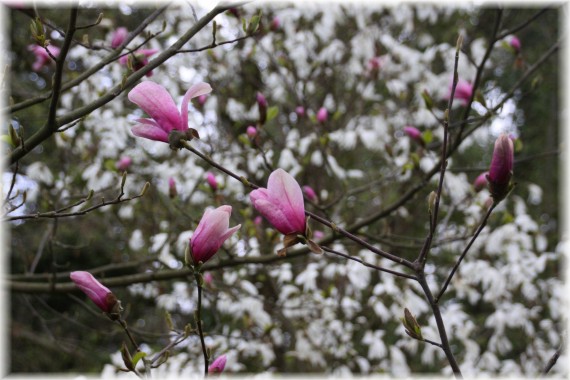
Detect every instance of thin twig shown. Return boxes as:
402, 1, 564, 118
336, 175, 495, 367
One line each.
541, 339, 564, 376
435, 202, 497, 303
320, 245, 417, 281
194, 273, 209, 376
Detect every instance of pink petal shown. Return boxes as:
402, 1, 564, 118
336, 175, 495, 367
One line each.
131, 123, 169, 142
128, 81, 182, 134
180, 82, 213, 131
267, 169, 305, 230
251, 198, 299, 235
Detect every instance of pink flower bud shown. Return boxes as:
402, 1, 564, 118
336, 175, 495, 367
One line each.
510, 36, 521, 53
190, 206, 241, 264
256, 92, 267, 108
302, 185, 317, 202
295, 106, 306, 118
70, 271, 120, 314
270, 16, 280, 31
246, 126, 257, 139
168, 177, 177, 199
119, 49, 159, 77
111, 27, 128, 49
473, 172, 488, 192
203, 272, 213, 286
208, 355, 227, 374
197, 94, 208, 106
445, 78, 473, 106
206, 172, 218, 191
403, 126, 423, 143
250, 169, 306, 235
316, 107, 328, 123
254, 216, 263, 226
487, 134, 514, 201
116, 156, 132, 172
28, 44, 60, 71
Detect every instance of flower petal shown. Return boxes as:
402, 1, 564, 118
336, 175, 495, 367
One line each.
181, 82, 213, 131
267, 169, 305, 232
128, 81, 182, 134
131, 123, 169, 142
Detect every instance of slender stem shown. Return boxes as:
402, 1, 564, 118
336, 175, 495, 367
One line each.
435, 202, 497, 303
542, 339, 564, 376
119, 318, 140, 352
417, 274, 463, 378
194, 273, 209, 376
423, 338, 443, 348
418, 35, 462, 266
320, 246, 417, 281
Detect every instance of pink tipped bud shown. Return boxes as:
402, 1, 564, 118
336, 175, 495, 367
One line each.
445, 78, 473, 106
197, 94, 208, 106
250, 168, 306, 235
190, 206, 240, 264
316, 107, 328, 123
256, 92, 267, 108
270, 16, 280, 31
208, 355, 227, 374
111, 27, 128, 49
116, 156, 132, 172
302, 185, 317, 202
246, 126, 257, 139
206, 172, 218, 191
295, 106, 306, 118
254, 216, 263, 226
403, 126, 423, 144
169, 177, 177, 199
510, 36, 521, 53
257, 92, 267, 124
487, 133, 514, 201
70, 271, 121, 314
203, 272, 213, 286
473, 172, 488, 192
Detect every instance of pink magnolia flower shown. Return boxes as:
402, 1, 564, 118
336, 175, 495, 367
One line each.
190, 206, 241, 264
119, 49, 158, 77
486, 133, 514, 200
316, 107, 328, 123
206, 172, 218, 191
28, 44, 60, 71
254, 216, 263, 226
208, 355, 227, 374
70, 271, 120, 314
111, 27, 128, 49
446, 78, 474, 106
302, 185, 317, 202
510, 35, 521, 53
250, 168, 306, 235
473, 172, 488, 192
295, 106, 306, 118
115, 156, 132, 171
128, 81, 212, 143
403, 126, 423, 144
168, 177, 177, 198
246, 126, 257, 139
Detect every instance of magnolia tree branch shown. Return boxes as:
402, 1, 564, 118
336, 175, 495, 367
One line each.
8, 5, 170, 114
9, 4, 233, 164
